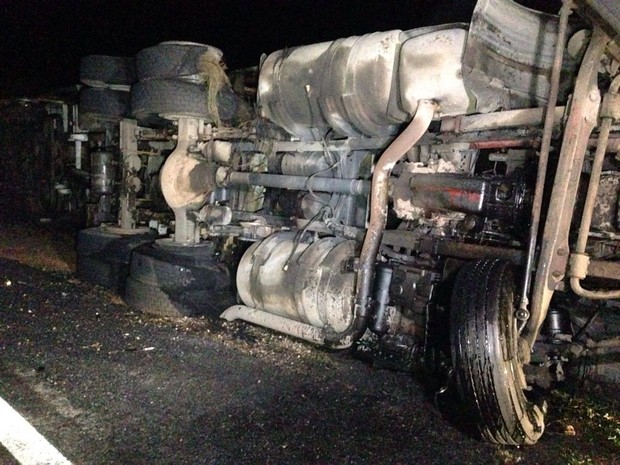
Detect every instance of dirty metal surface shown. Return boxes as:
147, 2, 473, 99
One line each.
527, 27, 609, 348
463, 0, 577, 112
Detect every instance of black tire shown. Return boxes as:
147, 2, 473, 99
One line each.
450, 259, 545, 445
125, 277, 236, 318
77, 228, 125, 258
135, 41, 222, 83
76, 254, 123, 292
76, 227, 157, 258
79, 88, 130, 129
80, 55, 136, 87
127, 241, 235, 317
79, 87, 130, 116
125, 277, 193, 317
130, 242, 230, 291
130, 79, 209, 122
76, 228, 157, 294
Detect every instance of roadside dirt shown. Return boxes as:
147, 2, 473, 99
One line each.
0, 221, 618, 464
0, 221, 75, 272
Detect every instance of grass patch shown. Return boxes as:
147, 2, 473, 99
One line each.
546, 388, 620, 465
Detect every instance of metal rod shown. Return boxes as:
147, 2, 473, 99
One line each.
575, 125, 613, 253
220, 305, 327, 345
224, 171, 371, 195
119, 119, 139, 230
468, 138, 539, 150
517, 0, 574, 323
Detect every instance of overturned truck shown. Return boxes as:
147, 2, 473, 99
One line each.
75, 0, 620, 445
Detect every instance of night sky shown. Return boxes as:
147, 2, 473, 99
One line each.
0, 0, 560, 99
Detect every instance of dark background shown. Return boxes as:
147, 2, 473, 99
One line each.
0, 0, 559, 99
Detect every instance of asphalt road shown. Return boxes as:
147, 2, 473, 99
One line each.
0, 257, 612, 464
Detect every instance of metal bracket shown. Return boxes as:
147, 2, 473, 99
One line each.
525, 27, 610, 349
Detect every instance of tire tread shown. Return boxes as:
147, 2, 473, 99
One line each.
451, 259, 544, 445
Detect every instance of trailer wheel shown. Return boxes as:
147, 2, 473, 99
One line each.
125, 241, 235, 317
79, 88, 130, 130
130, 79, 209, 123
76, 227, 157, 294
450, 259, 545, 445
79, 87, 130, 118
80, 55, 136, 88
125, 277, 193, 317
135, 41, 222, 83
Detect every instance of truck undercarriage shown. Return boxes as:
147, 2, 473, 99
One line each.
62, 0, 620, 445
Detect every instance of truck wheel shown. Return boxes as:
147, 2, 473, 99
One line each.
79, 88, 130, 130
135, 41, 222, 83
80, 55, 136, 88
125, 277, 194, 317
450, 259, 545, 445
77, 255, 117, 292
79, 87, 130, 117
125, 242, 235, 317
130, 79, 209, 123
76, 228, 157, 294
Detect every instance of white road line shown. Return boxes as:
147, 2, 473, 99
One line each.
0, 396, 72, 465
